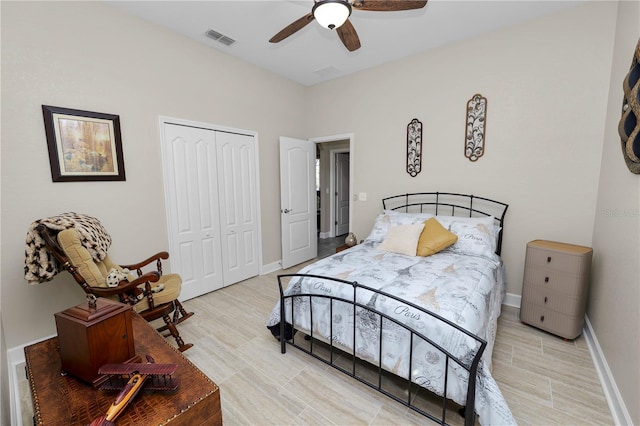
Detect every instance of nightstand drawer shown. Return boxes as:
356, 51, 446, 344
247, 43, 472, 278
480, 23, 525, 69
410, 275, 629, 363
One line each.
523, 267, 586, 296
520, 304, 584, 340
521, 284, 583, 316
525, 246, 585, 274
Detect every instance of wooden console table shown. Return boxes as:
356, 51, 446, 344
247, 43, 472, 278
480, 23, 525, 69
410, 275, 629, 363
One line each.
24, 313, 222, 425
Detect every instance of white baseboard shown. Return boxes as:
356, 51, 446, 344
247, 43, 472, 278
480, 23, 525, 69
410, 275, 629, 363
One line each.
8, 345, 25, 426
261, 260, 282, 275
583, 316, 633, 426
319, 232, 332, 239
503, 292, 521, 308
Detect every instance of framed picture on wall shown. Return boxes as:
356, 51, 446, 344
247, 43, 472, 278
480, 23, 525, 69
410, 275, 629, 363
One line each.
42, 105, 126, 182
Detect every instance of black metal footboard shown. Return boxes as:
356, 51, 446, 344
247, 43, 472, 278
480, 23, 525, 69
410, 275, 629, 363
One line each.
276, 273, 487, 426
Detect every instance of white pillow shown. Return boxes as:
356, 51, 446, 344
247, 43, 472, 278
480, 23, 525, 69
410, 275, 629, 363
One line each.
365, 213, 392, 242
365, 211, 434, 242
383, 209, 435, 222
377, 223, 425, 256
436, 215, 500, 250
445, 221, 499, 258
434, 214, 496, 229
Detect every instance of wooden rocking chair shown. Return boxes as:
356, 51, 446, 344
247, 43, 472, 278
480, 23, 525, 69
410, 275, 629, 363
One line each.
37, 224, 194, 352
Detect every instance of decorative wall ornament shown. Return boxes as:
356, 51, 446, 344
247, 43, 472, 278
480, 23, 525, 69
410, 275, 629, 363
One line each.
465, 94, 487, 162
406, 118, 422, 177
618, 38, 640, 174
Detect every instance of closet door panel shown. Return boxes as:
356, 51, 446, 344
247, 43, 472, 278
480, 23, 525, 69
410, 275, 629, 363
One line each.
216, 132, 259, 285
162, 123, 224, 300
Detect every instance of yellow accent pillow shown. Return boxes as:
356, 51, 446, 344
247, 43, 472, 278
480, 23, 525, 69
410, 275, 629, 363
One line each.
416, 218, 458, 257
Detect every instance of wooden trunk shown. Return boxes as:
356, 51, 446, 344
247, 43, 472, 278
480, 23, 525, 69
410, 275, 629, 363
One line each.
25, 313, 222, 425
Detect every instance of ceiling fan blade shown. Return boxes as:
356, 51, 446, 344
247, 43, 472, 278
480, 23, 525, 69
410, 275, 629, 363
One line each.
336, 19, 361, 52
269, 13, 315, 43
351, 0, 428, 12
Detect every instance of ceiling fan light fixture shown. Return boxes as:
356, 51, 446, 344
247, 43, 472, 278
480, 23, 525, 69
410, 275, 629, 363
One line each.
312, 0, 352, 30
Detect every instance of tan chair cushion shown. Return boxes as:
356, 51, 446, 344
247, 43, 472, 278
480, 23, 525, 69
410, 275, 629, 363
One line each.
58, 229, 109, 287
58, 228, 181, 313
131, 273, 182, 313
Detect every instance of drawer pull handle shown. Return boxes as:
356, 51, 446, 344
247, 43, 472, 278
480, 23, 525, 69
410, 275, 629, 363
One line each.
544, 277, 549, 283
547, 256, 552, 263
540, 315, 545, 322
544, 296, 547, 303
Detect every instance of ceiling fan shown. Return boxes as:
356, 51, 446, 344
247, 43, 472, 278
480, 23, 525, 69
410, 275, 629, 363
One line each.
269, 0, 428, 52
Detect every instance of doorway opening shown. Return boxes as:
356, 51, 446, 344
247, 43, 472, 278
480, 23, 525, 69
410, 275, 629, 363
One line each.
314, 138, 351, 258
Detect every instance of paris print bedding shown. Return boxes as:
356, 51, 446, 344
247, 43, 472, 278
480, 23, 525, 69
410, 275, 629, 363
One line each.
266, 240, 515, 425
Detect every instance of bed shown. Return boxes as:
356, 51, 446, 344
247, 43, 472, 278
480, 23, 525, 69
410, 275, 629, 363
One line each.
266, 192, 515, 425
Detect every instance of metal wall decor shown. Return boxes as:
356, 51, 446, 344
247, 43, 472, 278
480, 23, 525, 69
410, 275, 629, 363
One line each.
465, 94, 487, 162
406, 118, 422, 177
618, 38, 640, 174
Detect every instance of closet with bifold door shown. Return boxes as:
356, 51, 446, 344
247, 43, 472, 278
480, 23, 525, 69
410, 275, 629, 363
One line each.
161, 120, 260, 301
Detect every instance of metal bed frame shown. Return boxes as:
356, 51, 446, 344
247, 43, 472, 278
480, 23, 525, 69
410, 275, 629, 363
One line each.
276, 192, 509, 426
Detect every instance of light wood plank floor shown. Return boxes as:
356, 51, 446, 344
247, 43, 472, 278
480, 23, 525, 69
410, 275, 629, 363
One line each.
19, 260, 614, 425
176, 262, 613, 425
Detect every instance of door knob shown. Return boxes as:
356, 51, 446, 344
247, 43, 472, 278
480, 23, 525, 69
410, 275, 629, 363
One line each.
282, 208, 291, 214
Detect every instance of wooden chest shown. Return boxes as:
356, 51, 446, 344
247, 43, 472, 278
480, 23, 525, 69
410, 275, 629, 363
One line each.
520, 240, 593, 339
54, 298, 139, 387
25, 313, 222, 425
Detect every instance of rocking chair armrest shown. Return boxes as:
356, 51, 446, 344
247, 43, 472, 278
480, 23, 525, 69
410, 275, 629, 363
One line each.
87, 272, 161, 298
127, 271, 161, 286
120, 252, 170, 270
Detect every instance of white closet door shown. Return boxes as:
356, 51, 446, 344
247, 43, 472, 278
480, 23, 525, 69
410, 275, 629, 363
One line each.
215, 132, 260, 285
162, 123, 224, 300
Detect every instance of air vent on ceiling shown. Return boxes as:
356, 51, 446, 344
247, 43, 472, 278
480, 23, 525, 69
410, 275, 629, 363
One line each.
313, 66, 340, 77
205, 29, 236, 46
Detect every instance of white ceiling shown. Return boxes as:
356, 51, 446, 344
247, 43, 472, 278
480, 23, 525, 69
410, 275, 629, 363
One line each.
106, 0, 584, 86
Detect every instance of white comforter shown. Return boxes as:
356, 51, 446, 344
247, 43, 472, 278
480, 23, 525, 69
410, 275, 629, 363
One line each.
267, 241, 515, 425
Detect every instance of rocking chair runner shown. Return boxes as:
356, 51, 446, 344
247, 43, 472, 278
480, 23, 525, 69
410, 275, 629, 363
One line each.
36, 224, 194, 352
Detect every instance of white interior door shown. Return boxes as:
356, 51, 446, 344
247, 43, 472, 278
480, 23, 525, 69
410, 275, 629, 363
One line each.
335, 152, 350, 236
161, 123, 224, 300
216, 132, 260, 285
279, 136, 317, 269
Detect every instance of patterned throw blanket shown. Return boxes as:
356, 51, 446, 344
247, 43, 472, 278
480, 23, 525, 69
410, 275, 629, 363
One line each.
24, 212, 112, 284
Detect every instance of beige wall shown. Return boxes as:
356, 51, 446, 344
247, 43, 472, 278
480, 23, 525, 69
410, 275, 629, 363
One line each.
1, 1, 307, 350
590, 1, 640, 423
2, 0, 637, 424
306, 2, 617, 298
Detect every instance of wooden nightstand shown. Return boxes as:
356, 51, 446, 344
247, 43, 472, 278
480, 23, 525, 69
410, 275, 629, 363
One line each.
520, 240, 593, 339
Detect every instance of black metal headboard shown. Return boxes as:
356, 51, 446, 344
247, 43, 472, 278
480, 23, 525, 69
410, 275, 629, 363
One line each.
382, 192, 509, 255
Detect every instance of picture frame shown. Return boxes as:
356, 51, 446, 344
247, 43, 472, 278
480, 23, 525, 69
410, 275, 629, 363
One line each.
42, 105, 126, 181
